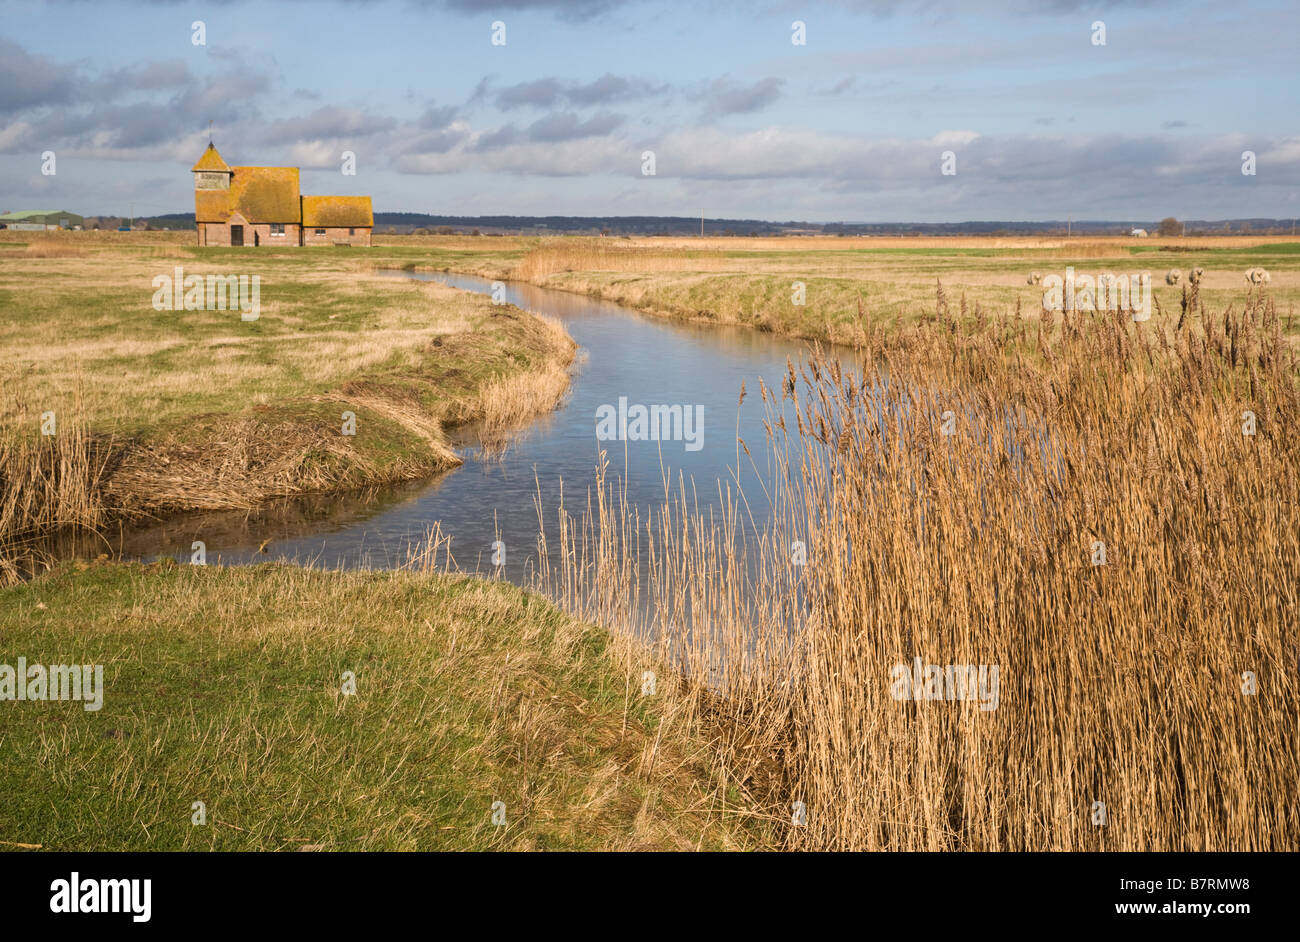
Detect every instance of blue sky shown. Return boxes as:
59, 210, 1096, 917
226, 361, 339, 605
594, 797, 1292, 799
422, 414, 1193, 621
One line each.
2, 0, 1297, 221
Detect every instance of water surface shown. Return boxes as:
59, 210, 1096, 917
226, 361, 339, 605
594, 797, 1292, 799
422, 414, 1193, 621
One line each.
113, 272, 819, 584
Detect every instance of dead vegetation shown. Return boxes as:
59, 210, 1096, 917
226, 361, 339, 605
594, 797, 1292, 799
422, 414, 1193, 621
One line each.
478, 314, 575, 447
532, 285, 1299, 851
0, 409, 110, 583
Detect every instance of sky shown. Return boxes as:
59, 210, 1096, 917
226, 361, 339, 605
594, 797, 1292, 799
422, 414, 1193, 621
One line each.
1, 0, 1297, 222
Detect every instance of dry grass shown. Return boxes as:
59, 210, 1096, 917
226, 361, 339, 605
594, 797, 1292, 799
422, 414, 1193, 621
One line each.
478, 314, 575, 447
0, 229, 191, 248
577, 234, 1300, 252
18, 241, 90, 258
533, 286, 1300, 851
483, 235, 1300, 347
0, 412, 110, 583
516, 240, 738, 279
479, 365, 571, 444
0, 244, 576, 580
0, 252, 506, 430
1040, 241, 1131, 258
7, 230, 1296, 851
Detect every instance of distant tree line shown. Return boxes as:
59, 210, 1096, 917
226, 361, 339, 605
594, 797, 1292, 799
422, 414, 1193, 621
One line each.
111, 212, 1300, 238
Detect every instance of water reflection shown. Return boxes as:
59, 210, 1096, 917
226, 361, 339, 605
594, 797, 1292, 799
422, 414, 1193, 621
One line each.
85, 272, 820, 583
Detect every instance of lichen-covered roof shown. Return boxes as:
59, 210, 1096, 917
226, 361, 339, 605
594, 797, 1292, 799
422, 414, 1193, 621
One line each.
195, 166, 301, 223
301, 195, 374, 228
191, 144, 231, 172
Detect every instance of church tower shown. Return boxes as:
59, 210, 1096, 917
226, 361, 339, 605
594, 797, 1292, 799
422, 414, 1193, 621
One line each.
192, 142, 232, 191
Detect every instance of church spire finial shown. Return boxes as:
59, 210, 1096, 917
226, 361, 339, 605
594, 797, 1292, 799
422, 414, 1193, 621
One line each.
208, 120, 213, 148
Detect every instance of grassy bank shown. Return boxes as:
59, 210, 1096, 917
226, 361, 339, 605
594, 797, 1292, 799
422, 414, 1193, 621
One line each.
0, 234, 574, 572
0, 559, 759, 851
369, 233, 1300, 346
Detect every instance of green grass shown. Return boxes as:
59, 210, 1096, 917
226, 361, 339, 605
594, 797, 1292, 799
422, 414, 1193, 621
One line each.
0, 238, 575, 539
0, 246, 551, 436
0, 560, 752, 851
1128, 242, 1300, 256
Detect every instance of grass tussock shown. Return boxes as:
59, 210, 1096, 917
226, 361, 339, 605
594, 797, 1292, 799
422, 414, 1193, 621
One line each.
479, 364, 572, 445
538, 286, 1300, 851
477, 314, 576, 447
20, 241, 90, 258
0, 394, 112, 582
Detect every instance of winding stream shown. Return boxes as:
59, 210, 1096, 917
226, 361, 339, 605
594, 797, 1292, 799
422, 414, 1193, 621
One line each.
94, 272, 820, 585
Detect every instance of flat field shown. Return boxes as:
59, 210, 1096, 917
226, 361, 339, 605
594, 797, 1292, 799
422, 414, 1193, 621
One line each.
374, 231, 1300, 343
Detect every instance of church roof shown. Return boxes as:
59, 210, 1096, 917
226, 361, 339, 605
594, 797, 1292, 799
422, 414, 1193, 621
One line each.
191, 144, 231, 173
195, 166, 301, 224
301, 195, 374, 228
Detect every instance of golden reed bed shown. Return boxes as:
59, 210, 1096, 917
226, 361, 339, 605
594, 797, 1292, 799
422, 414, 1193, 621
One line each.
537, 286, 1298, 850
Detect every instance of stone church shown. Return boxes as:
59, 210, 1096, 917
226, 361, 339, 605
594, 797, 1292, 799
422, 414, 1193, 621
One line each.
192, 143, 373, 247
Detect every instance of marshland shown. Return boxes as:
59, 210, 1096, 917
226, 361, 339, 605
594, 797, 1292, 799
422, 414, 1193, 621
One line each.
1, 229, 1297, 851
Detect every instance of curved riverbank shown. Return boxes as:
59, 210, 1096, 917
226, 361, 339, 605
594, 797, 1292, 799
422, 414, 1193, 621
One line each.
0, 244, 576, 581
